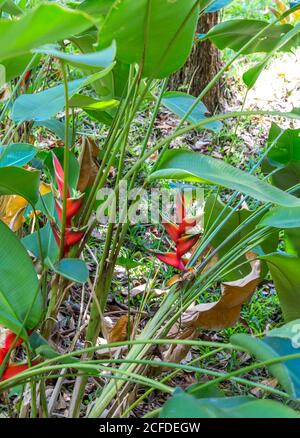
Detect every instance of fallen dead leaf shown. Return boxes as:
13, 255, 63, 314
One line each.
108, 315, 133, 343
160, 260, 261, 365
162, 327, 196, 365
250, 378, 278, 398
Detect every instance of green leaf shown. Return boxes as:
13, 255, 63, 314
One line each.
12, 67, 115, 122
260, 253, 300, 322
160, 388, 300, 418
187, 382, 225, 399
22, 223, 59, 264
231, 319, 300, 398
83, 107, 115, 126
0, 3, 94, 61
0, 167, 40, 204
204, 196, 278, 280
150, 149, 300, 207
0, 53, 40, 83
34, 41, 116, 69
29, 331, 79, 364
260, 206, 300, 229
0, 220, 42, 336
265, 123, 300, 165
204, 20, 297, 54
271, 161, 300, 194
161, 92, 222, 132
0, 0, 23, 16
76, 0, 115, 17
50, 258, 89, 284
69, 94, 119, 111
243, 61, 268, 89
262, 123, 300, 194
116, 256, 141, 270
33, 119, 73, 147
98, 0, 199, 78
0, 143, 37, 167
205, 0, 234, 13
243, 23, 300, 89
285, 228, 300, 257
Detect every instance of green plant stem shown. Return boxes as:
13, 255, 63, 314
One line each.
59, 60, 70, 261
39, 380, 49, 418
69, 73, 145, 417
0, 54, 38, 126
188, 130, 285, 266
0, 363, 173, 395
79, 0, 201, 227
121, 347, 224, 417
79, 70, 141, 226
0, 278, 43, 379
59, 3, 300, 417
24, 343, 37, 418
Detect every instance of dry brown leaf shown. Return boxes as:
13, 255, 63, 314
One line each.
108, 315, 133, 343
77, 137, 99, 193
122, 283, 147, 298
250, 378, 278, 397
0, 84, 10, 102
187, 260, 261, 331
0, 182, 51, 231
159, 260, 261, 366
200, 246, 219, 275
162, 327, 196, 365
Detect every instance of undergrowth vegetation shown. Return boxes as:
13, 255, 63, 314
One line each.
1, 0, 300, 419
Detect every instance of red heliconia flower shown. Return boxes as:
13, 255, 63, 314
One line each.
156, 252, 187, 272
155, 192, 200, 272
1, 364, 30, 381
0, 330, 29, 382
53, 154, 70, 199
176, 234, 200, 258
162, 221, 181, 242
52, 155, 84, 256
55, 198, 83, 228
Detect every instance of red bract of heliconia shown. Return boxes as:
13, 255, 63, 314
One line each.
155, 193, 200, 272
52, 155, 84, 256
0, 330, 29, 382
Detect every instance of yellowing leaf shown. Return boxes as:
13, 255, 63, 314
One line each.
0, 182, 51, 231
40, 182, 51, 196
275, 0, 288, 14
270, 2, 290, 23
291, 9, 300, 22
0, 195, 27, 231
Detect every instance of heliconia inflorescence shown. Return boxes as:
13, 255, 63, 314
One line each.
155, 193, 200, 272
52, 154, 84, 256
0, 330, 30, 382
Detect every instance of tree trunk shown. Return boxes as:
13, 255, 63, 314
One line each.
169, 12, 224, 112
